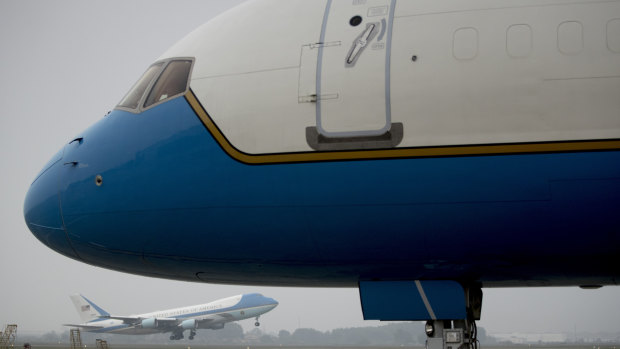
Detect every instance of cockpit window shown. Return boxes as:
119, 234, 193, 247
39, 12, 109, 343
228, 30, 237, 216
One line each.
116, 58, 194, 112
117, 63, 164, 110
144, 60, 193, 108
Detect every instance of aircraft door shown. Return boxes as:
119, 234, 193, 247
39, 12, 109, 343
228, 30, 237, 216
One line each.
307, 0, 402, 151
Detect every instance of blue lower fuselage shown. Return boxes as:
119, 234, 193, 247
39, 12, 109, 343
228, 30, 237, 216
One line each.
24, 95, 620, 287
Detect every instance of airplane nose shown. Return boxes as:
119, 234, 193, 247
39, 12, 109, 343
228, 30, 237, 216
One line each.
269, 297, 279, 307
24, 148, 79, 259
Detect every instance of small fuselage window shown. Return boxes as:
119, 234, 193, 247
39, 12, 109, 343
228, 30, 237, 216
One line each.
116, 58, 194, 112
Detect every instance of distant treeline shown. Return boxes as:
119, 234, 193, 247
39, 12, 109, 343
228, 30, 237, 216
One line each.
18, 322, 497, 346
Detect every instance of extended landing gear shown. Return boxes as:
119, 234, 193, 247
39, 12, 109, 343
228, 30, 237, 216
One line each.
169, 332, 184, 340
169, 330, 196, 341
424, 287, 482, 349
254, 316, 260, 327
359, 281, 483, 349
425, 319, 478, 349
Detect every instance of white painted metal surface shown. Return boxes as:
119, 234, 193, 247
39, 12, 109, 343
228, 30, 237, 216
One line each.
162, 0, 620, 155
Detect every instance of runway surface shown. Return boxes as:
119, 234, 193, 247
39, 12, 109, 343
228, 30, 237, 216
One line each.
18, 345, 620, 349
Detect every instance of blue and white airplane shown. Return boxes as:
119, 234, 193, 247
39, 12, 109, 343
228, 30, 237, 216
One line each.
24, 1, 620, 349
65, 293, 278, 340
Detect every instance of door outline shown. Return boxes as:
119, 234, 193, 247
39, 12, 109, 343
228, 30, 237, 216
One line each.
314, 0, 398, 140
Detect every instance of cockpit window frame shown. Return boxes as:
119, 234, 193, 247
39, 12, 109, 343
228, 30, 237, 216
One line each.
115, 57, 195, 114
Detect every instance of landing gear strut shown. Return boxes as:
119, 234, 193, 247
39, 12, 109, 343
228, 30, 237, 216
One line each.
425, 319, 478, 349
189, 330, 196, 340
359, 281, 482, 349
424, 286, 482, 349
169, 332, 184, 340
255, 316, 260, 327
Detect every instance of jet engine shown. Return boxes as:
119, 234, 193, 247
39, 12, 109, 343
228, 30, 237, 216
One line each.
141, 318, 158, 329
210, 323, 224, 330
180, 319, 197, 330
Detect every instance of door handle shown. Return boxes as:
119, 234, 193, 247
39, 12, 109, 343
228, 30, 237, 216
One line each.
346, 23, 378, 66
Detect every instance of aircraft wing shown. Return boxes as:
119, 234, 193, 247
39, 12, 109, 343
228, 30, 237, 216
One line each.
195, 312, 234, 328
202, 312, 233, 322
92, 313, 235, 329
98, 315, 140, 324
100, 316, 178, 326
148, 318, 179, 326
62, 323, 105, 330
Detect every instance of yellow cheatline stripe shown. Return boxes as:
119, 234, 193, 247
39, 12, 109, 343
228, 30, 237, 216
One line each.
185, 91, 620, 165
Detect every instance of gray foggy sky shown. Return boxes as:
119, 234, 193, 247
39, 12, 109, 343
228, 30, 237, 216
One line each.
1, 0, 618, 338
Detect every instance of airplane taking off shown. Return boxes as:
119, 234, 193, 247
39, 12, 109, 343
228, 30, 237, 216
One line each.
65, 294, 278, 340
24, 1, 620, 349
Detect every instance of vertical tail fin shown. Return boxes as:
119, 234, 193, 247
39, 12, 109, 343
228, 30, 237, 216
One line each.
70, 294, 110, 322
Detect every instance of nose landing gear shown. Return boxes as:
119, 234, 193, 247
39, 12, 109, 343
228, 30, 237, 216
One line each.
359, 281, 482, 349
255, 316, 261, 327
425, 319, 479, 349
424, 286, 482, 349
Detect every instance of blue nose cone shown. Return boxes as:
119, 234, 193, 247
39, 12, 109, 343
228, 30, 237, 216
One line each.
24, 148, 79, 259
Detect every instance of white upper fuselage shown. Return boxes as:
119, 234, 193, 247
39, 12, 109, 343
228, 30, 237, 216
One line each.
160, 0, 620, 159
